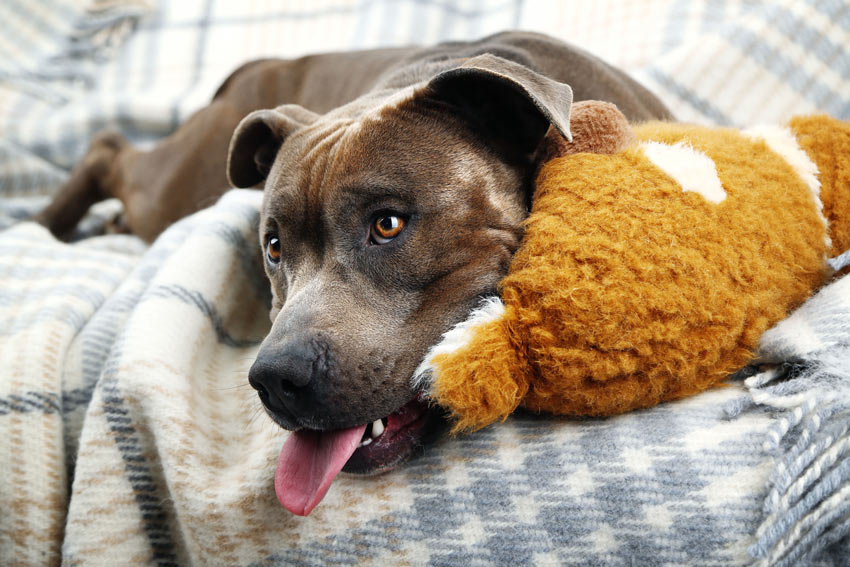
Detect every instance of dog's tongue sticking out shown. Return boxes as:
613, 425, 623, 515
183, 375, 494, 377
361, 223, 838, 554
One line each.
275, 424, 368, 516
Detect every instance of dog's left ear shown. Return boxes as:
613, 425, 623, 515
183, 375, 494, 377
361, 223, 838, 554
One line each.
424, 54, 573, 161
227, 104, 319, 188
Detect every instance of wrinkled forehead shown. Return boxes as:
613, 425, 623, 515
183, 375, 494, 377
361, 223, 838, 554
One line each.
261, 93, 488, 220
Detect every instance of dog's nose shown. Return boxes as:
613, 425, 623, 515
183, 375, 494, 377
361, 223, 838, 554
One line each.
248, 336, 321, 415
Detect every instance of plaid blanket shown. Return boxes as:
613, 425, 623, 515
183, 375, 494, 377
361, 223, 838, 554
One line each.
2, 1, 850, 566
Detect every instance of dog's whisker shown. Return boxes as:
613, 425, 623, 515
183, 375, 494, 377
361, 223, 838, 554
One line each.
213, 383, 251, 391
246, 406, 267, 430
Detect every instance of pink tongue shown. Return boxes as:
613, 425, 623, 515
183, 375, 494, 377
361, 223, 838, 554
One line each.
275, 424, 368, 516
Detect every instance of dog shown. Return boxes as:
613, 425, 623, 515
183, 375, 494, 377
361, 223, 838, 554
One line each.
36, 31, 672, 515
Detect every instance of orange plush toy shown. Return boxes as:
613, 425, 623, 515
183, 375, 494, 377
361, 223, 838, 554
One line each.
414, 101, 850, 433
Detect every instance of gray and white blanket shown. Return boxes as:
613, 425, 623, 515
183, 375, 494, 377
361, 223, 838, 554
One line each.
1, 1, 849, 566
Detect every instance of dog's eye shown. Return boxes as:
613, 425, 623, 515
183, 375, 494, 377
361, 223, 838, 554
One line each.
370, 215, 406, 245
266, 236, 281, 264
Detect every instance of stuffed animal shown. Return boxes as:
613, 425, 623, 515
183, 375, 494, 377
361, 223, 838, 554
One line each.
414, 101, 850, 433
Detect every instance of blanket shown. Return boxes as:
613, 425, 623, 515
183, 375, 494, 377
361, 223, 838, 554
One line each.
733, 265, 850, 567
2, 1, 850, 566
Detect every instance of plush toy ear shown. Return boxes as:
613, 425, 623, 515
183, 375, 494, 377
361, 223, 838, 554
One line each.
537, 100, 636, 164
424, 54, 573, 161
227, 104, 318, 188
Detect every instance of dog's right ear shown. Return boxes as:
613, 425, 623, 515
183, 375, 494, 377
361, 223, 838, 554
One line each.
227, 105, 318, 188
422, 54, 573, 162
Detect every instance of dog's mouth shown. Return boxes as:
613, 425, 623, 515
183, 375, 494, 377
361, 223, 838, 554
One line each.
274, 396, 444, 516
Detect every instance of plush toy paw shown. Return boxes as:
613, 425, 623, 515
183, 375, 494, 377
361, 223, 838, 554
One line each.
414, 298, 530, 433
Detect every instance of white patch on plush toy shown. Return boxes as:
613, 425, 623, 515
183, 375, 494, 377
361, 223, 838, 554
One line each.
742, 124, 830, 247
411, 296, 505, 390
640, 141, 727, 204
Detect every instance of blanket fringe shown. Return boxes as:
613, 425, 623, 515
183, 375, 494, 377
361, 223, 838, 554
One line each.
727, 356, 850, 566
725, 259, 850, 566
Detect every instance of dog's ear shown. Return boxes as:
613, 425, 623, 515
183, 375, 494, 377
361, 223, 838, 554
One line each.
227, 105, 318, 188
424, 54, 573, 161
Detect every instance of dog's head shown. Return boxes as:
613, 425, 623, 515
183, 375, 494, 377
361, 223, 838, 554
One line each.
227, 54, 572, 515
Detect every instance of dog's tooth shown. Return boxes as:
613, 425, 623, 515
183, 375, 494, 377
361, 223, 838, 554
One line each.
359, 437, 373, 447
371, 418, 384, 438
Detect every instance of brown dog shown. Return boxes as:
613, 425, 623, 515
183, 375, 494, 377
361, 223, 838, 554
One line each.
37, 31, 672, 515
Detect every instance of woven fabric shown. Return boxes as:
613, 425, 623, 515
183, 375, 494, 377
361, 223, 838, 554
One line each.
726, 274, 850, 566
2, 1, 850, 566
0, 189, 805, 566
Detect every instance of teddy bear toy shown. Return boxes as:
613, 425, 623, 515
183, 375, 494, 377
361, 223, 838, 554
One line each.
414, 100, 850, 433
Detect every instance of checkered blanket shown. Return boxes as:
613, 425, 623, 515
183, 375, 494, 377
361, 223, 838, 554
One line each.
2, 1, 849, 565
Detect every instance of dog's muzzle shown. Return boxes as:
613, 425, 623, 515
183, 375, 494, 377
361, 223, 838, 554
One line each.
247, 332, 446, 516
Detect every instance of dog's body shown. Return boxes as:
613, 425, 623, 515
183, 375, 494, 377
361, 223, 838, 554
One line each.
38, 31, 672, 515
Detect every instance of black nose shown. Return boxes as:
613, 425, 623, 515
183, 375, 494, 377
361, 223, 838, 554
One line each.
248, 335, 323, 416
